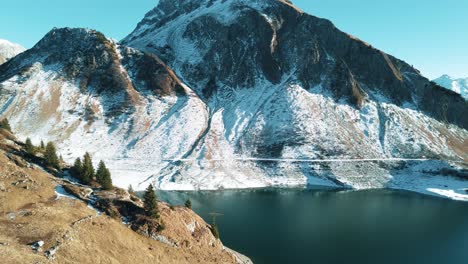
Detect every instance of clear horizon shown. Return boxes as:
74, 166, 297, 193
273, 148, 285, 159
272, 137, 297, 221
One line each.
1, 0, 467, 79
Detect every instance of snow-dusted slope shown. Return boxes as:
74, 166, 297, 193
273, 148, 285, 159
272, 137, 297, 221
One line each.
0, 1, 467, 201
0, 39, 25, 65
0, 28, 209, 190
433, 74, 468, 100
122, 0, 468, 197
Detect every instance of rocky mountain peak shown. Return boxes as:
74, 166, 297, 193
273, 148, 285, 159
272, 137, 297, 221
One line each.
0, 39, 25, 65
1, 27, 186, 100
433, 74, 468, 100
125, 0, 303, 44
123, 0, 467, 129
0, 28, 139, 116
1, 28, 116, 75
35, 27, 110, 48
0, 2, 467, 192
28, 28, 119, 72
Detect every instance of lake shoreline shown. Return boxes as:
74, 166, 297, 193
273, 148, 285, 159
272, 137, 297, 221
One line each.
157, 187, 468, 264
153, 183, 468, 202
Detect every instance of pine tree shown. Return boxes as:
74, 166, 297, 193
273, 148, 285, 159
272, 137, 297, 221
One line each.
96, 160, 113, 190
102, 167, 113, 190
96, 160, 105, 183
82, 152, 94, 184
44, 142, 59, 169
40, 140, 45, 150
143, 184, 159, 219
71, 157, 83, 180
185, 198, 192, 209
25, 138, 35, 155
0, 118, 12, 132
211, 223, 220, 239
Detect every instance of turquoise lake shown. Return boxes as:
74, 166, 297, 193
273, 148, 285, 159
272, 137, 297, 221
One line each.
159, 188, 468, 264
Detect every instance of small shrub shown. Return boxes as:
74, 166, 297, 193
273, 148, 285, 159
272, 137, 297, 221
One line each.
0, 118, 12, 132
94, 31, 108, 45
128, 184, 135, 195
157, 222, 166, 232
185, 198, 192, 209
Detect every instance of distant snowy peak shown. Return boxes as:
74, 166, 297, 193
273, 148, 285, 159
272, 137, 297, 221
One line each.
0, 39, 25, 65
433, 75, 468, 100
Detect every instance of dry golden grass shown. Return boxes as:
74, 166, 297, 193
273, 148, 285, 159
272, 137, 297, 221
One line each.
0, 135, 240, 264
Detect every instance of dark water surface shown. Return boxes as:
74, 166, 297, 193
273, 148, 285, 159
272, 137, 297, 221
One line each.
158, 188, 468, 264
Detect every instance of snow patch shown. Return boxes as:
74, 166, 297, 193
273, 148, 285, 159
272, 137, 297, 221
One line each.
55, 186, 78, 200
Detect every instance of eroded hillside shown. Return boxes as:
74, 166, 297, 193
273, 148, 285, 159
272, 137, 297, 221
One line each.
0, 129, 250, 264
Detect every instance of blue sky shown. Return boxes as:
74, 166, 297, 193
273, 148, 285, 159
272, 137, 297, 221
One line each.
1, 0, 466, 79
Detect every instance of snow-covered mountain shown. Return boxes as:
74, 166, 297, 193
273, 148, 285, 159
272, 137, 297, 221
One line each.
0, 0, 467, 199
0, 39, 25, 65
433, 74, 468, 100
0, 27, 210, 189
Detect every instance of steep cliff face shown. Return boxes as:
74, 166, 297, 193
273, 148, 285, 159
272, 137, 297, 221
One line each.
0, 1, 467, 194
0, 39, 25, 65
122, 0, 467, 127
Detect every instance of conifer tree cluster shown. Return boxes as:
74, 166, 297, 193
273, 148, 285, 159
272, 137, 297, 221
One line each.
24, 138, 49, 155
70, 152, 112, 189
0, 118, 12, 132
143, 184, 159, 219
23, 138, 60, 169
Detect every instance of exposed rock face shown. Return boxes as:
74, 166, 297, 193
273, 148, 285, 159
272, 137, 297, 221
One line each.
122, 0, 467, 127
0, 0, 467, 192
0, 39, 25, 65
